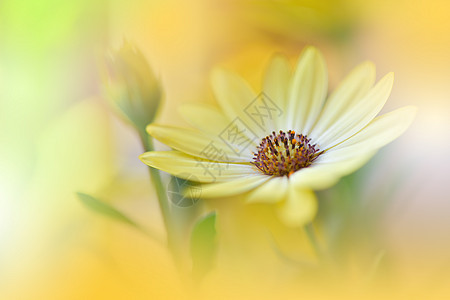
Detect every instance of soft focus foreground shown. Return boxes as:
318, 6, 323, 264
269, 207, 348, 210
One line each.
1, 0, 450, 299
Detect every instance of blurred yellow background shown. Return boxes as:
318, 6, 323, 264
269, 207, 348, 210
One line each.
1, 0, 450, 298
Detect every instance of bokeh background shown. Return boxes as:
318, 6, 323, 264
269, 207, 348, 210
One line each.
1, 0, 450, 299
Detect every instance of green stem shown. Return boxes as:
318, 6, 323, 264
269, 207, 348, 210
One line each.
304, 223, 322, 260
138, 130, 179, 260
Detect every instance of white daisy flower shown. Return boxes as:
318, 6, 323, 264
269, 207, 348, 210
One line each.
140, 46, 416, 227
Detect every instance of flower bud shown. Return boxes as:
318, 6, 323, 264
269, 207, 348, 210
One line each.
102, 41, 162, 132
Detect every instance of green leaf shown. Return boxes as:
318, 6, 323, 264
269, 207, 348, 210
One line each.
76, 192, 139, 228
190, 212, 217, 280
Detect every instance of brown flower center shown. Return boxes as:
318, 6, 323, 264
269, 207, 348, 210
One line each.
252, 130, 322, 177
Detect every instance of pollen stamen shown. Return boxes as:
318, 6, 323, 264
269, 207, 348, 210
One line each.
252, 130, 322, 177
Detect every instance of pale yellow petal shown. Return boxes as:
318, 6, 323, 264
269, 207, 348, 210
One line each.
211, 69, 264, 139
193, 175, 270, 198
178, 103, 230, 135
324, 106, 417, 161
262, 54, 291, 130
139, 151, 258, 183
275, 186, 318, 227
289, 167, 340, 190
310, 61, 376, 139
315, 73, 394, 149
289, 152, 376, 190
286, 46, 328, 133
245, 176, 289, 204
147, 124, 253, 162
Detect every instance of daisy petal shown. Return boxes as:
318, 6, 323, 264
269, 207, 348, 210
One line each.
245, 176, 289, 204
139, 151, 258, 183
147, 124, 253, 162
286, 46, 328, 133
310, 61, 376, 139
317, 72, 394, 150
290, 152, 376, 190
211, 69, 264, 139
263, 55, 291, 130
276, 186, 317, 227
178, 103, 230, 135
192, 175, 271, 198
321, 106, 417, 162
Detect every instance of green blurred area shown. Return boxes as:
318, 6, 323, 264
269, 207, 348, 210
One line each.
241, 0, 360, 43
0, 0, 116, 295
0, 0, 109, 197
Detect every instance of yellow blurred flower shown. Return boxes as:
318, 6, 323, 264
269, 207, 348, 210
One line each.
140, 46, 416, 227
102, 40, 162, 132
